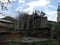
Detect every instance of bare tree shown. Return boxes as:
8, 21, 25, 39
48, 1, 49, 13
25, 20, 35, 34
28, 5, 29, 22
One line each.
0, 0, 15, 17
0, 0, 15, 10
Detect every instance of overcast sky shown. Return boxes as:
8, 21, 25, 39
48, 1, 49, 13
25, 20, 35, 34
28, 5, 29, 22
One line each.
0, 0, 58, 21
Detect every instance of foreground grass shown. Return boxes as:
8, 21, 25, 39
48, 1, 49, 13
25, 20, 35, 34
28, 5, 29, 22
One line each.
48, 39, 57, 45
8, 39, 57, 45
1, 39, 57, 45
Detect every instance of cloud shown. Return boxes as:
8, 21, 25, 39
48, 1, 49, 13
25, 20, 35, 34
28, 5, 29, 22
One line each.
16, 0, 51, 12
46, 11, 57, 21
24, 8, 34, 14
0, 0, 8, 3
18, 0, 26, 7
0, 0, 16, 3
10, 0, 16, 2
16, 0, 26, 12
19, 0, 25, 4
0, 13, 6, 18
23, 0, 51, 14
16, 6, 24, 12
26, 0, 50, 7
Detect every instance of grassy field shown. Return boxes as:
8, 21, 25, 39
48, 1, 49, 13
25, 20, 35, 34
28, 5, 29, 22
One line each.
7, 39, 57, 45
0, 39, 57, 45
48, 39, 57, 45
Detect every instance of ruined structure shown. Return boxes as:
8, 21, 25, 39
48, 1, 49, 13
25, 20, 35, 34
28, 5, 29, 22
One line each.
19, 11, 51, 38
20, 11, 48, 30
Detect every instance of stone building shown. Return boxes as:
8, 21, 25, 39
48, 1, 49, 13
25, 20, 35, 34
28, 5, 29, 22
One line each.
0, 19, 14, 32
0, 19, 14, 41
19, 11, 51, 38
0, 19, 23, 43
20, 11, 48, 30
57, 3, 60, 22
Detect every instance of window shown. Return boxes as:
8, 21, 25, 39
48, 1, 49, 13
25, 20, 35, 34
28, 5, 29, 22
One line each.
0, 22, 5, 26
29, 19, 33, 28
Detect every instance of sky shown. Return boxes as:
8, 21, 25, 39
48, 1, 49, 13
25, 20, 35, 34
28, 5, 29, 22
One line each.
0, 0, 59, 21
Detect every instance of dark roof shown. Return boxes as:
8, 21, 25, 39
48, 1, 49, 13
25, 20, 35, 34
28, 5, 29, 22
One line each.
48, 21, 56, 23
0, 19, 14, 23
3, 16, 18, 22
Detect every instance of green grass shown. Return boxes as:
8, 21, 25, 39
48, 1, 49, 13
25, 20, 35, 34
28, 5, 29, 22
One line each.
48, 39, 57, 45
0, 39, 57, 45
